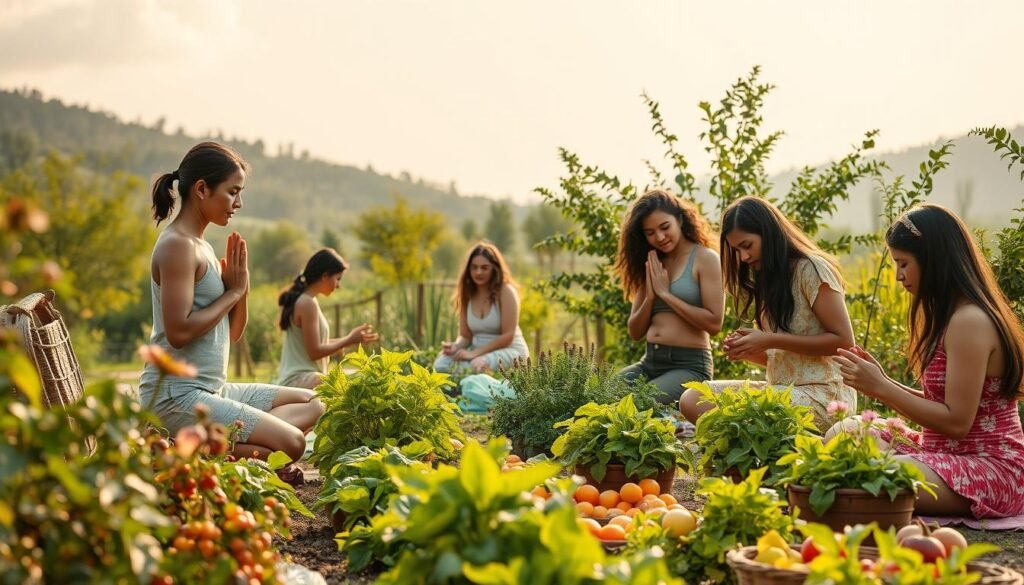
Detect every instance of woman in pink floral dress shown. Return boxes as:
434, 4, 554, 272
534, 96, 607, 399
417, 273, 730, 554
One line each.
834, 204, 1024, 518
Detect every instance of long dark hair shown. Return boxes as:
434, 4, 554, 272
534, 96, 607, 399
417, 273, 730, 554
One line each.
150, 142, 249, 225
721, 196, 843, 331
615, 189, 712, 299
454, 242, 515, 315
887, 204, 1024, 399
278, 248, 348, 330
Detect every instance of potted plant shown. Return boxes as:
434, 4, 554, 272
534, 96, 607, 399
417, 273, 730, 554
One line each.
310, 347, 466, 477
491, 344, 661, 458
551, 394, 685, 492
776, 405, 936, 532
688, 381, 818, 485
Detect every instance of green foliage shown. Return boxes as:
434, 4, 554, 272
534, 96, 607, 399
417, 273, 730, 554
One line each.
310, 347, 465, 476
389, 282, 460, 351
667, 469, 796, 584
550, 394, 684, 481
484, 200, 517, 252
969, 126, 1024, 315
845, 258, 914, 392
0, 374, 170, 584
339, 438, 681, 584
800, 522, 999, 585
314, 443, 433, 532
0, 150, 155, 320
247, 220, 313, 286
491, 344, 659, 458
351, 195, 448, 285
522, 203, 573, 271
244, 283, 284, 365
688, 381, 818, 483
776, 421, 935, 517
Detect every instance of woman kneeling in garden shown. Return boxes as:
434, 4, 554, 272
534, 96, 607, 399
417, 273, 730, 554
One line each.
434, 242, 530, 374
275, 248, 379, 389
139, 142, 324, 481
832, 205, 1024, 518
679, 196, 856, 432
615, 189, 724, 405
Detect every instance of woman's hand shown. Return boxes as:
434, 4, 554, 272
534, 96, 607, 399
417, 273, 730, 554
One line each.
722, 328, 770, 360
833, 346, 889, 399
347, 323, 379, 346
647, 250, 670, 299
221, 232, 249, 297
453, 348, 477, 361
441, 341, 456, 356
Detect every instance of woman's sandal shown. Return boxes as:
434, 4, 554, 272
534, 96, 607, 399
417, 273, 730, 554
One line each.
276, 463, 305, 488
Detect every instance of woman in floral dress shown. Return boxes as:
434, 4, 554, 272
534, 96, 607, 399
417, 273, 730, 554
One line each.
834, 204, 1024, 518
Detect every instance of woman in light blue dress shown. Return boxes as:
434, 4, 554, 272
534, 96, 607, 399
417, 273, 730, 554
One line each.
139, 142, 324, 474
434, 242, 530, 374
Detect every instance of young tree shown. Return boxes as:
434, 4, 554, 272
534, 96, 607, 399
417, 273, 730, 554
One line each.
484, 200, 516, 252
351, 195, 446, 285
522, 203, 573, 272
247, 220, 314, 286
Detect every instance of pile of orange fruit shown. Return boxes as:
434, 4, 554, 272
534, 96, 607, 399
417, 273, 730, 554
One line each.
573, 479, 698, 541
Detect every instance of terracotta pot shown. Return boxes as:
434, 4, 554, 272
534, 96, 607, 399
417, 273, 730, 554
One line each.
788, 485, 914, 532
330, 509, 347, 534
574, 463, 676, 494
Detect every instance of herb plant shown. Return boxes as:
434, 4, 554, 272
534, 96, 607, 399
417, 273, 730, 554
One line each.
491, 343, 660, 457
689, 381, 818, 484
550, 394, 685, 481
310, 347, 465, 476
776, 414, 936, 516
315, 442, 432, 532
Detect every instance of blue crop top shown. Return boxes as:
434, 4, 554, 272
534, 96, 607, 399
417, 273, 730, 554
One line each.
651, 245, 703, 313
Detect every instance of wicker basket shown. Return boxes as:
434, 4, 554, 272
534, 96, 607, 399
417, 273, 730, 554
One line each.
727, 545, 1024, 585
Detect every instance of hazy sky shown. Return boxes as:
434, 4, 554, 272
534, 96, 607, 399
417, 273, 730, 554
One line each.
1, 0, 1021, 203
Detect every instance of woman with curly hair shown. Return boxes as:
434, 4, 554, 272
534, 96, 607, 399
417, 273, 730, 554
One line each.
616, 189, 724, 405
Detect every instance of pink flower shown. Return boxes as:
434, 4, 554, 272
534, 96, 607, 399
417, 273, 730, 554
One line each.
886, 417, 908, 435
860, 410, 878, 424
827, 401, 849, 417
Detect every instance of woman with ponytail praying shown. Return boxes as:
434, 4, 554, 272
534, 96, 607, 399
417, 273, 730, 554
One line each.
275, 248, 378, 388
139, 142, 323, 484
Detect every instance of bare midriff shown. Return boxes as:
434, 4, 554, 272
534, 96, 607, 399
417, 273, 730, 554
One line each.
645, 310, 710, 350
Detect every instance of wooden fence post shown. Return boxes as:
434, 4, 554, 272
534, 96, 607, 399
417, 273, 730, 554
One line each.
415, 282, 425, 347
374, 290, 383, 333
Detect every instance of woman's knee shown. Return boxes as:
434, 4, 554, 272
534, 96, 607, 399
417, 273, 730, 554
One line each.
678, 388, 702, 422
276, 426, 306, 461
434, 355, 453, 373
469, 357, 490, 373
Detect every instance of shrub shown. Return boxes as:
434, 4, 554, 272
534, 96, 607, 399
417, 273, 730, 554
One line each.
491, 343, 660, 458
551, 394, 685, 481
309, 347, 465, 477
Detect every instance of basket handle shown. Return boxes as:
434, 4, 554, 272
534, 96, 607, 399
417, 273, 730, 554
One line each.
3, 290, 57, 321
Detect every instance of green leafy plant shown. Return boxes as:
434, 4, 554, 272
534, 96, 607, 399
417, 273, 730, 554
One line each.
688, 381, 818, 483
776, 411, 936, 516
310, 347, 465, 476
314, 442, 433, 532
800, 522, 999, 585
624, 468, 795, 584
550, 394, 685, 481
491, 343, 660, 458
339, 438, 682, 584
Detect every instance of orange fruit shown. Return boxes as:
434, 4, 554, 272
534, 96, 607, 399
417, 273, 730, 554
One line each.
640, 494, 661, 503
599, 490, 621, 509
639, 498, 667, 512
669, 503, 685, 510
661, 508, 698, 537
506, 454, 522, 464
625, 507, 640, 517
598, 524, 627, 541
619, 483, 643, 504
606, 508, 623, 518
609, 515, 632, 530
576, 501, 595, 517
638, 478, 661, 496
575, 484, 601, 506
616, 501, 633, 513
578, 517, 602, 537
531, 486, 551, 500
592, 505, 608, 519
659, 494, 678, 506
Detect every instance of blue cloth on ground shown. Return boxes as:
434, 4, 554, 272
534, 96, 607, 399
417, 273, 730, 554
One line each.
457, 373, 514, 413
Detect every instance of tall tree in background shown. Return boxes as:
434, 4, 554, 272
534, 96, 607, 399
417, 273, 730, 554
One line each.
0, 151, 154, 320
460, 218, 478, 242
248, 220, 314, 286
320, 227, 342, 253
522, 203, 573, 272
352, 195, 446, 284
484, 200, 515, 252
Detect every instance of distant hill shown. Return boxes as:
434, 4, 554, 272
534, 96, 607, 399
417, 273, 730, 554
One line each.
0, 87, 522, 240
